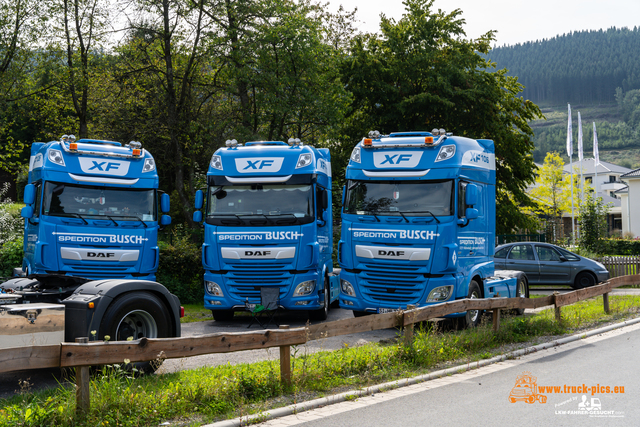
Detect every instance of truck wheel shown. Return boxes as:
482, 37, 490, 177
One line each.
309, 278, 329, 321
99, 291, 171, 373
212, 310, 234, 321
513, 275, 529, 316
574, 272, 595, 289
458, 280, 482, 329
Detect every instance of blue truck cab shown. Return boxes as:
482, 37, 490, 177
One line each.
20, 136, 171, 280
339, 130, 527, 326
193, 138, 339, 321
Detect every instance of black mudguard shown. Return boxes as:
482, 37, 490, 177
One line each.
62, 279, 181, 343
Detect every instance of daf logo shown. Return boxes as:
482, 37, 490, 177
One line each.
378, 250, 405, 257
89, 161, 121, 171
244, 250, 271, 256
87, 252, 115, 258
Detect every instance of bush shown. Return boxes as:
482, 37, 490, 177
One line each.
0, 237, 23, 277
598, 238, 640, 255
157, 226, 204, 304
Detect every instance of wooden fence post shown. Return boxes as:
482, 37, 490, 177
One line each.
279, 325, 291, 386
553, 292, 561, 322
403, 305, 416, 347
492, 308, 500, 332
603, 293, 610, 314
75, 337, 90, 417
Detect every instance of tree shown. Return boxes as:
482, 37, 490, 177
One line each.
578, 193, 610, 253
339, 0, 543, 233
527, 152, 581, 243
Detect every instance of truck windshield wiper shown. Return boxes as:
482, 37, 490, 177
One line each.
107, 214, 148, 228
409, 211, 440, 224
56, 212, 89, 224
365, 210, 381, 222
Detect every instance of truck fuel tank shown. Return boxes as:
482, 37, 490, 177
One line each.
0, 303, 65, 349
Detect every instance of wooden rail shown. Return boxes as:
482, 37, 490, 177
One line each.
1, 273, 638, 417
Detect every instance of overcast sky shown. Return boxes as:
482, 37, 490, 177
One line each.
327, 0, 640, 46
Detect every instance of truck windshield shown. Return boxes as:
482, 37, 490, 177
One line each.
42, 182, 156, 221
206, 184, 314, 226
344, 180, 454, 217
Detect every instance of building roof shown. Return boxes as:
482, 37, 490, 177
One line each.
621, 168, 640, 179
562, 158, 632, 175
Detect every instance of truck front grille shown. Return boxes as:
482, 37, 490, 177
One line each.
357, 262, 425, 304
224, 261, 292, 301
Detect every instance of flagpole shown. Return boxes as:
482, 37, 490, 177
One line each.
567, 104, 575, 245
593, 122, 599, 197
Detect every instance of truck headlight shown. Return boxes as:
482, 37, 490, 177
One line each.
205, 281, 224, 296
294, 280, 316, 296
350, 146, 361, 163
296, 153, 313, 169
48, 149, 65, 166
210, 155, 222, 170
142, 158, 156, 172
427, 285, 453, 302
341, 279, 356, 297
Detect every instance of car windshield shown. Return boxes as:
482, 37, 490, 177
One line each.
206, 184, 314, 226
343, 179, 453, 217
42, 182, 156, 221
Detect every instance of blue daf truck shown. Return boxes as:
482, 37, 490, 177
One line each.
338, 130, 528, 327
0, 135, 182, 364
193, 138, 339, 321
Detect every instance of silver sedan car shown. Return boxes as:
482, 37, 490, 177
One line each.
494, 242, 610, 289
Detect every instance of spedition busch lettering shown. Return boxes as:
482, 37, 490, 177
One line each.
55, 233, 146, 244
218, 231, 303, 241
352, 229, 438, 240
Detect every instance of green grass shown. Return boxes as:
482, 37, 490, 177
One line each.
1, 295, 639, 427
181, 304, 213, 323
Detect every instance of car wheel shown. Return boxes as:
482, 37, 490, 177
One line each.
574, 272, 595, 289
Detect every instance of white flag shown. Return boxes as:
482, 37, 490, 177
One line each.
593, 122, 600, 166
577, 112, 583, 161
566, 104, 572, 156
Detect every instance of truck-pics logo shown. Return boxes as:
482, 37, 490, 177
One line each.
509, 372, 547, 404
79, 157, 130, 176
373, 151, 423, 168
235, 157, 284, 173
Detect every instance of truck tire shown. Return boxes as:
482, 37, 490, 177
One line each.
212, 310, 234, 321
457, 280, 483, 329
99, 291, 171, 373
309, 277, 329, 321
513, 274, 529, 316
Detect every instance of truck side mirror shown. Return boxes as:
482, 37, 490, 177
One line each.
465, 183, 478, 206
24, 184, 36, 205
160, 215, 171, 226
194, 190, 204, 210
21, 206, 34, 219
322, 189, 329, 210
465, 208, 479, 220
161, 193, 171, 213
193, 211, 202, 223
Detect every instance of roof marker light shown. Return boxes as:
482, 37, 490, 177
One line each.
69, 142, 78, 151
425, 136, 434, 145
363, 138, 373, 146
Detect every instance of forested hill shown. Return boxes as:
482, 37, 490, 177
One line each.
487, 27, 640, 105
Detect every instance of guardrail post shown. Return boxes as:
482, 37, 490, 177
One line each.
492, 308, 500, 332
75, 337, 90, 417
279, 325, 291, 387
553, 292, 561, 322
403, 305, 416, 347
603, 293, 610, 314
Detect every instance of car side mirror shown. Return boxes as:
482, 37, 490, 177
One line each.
559, 255, 568, 262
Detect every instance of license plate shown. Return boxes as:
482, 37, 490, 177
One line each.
379, 308, 399, 314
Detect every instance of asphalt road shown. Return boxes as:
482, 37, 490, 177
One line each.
257, 321, 640, 427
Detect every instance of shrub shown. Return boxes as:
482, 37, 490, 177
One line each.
157, 226, 204, 304
0, 237, 23, 277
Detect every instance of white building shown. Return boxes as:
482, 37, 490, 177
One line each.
619, 168, 640, 237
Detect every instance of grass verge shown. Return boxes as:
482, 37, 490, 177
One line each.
1, 295, 639, 427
